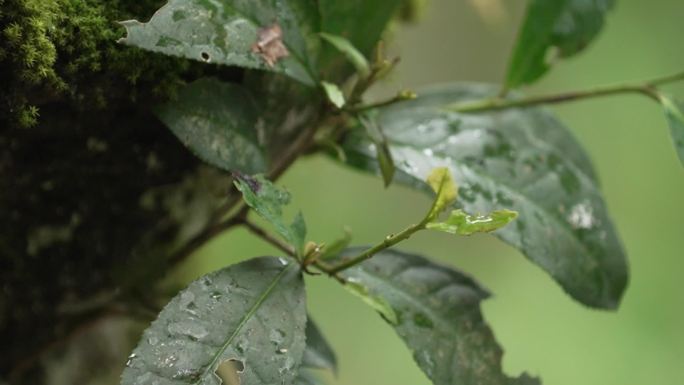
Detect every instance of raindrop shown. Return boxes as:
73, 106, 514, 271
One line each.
126, 353, 137, 367
276, 348, 288, 354
168, 321, 208, 341
200, 51, 211, 62
210, 291, 223, 300
277, 257, 289, 266
148, 336, 159, 346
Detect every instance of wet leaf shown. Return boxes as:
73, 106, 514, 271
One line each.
121, 257, 306, 385
335, 248, 540, 385
319, 33, 370, 77
119, 0, 320, 85
340, 83, 628, 309
234, 174, 307, 257
321, 81, 346, 109
302, 317, 337, 373
660, 95, 684, 167
506, 0, 615, 88
155, 78, 267, 174
427, 209, 518, 236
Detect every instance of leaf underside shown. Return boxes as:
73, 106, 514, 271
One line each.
335, 248, 540, 385
506, 0, 615, 88
121, 257, 306, 385
340, 83, 628, 309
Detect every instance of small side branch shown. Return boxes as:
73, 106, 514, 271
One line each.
449, 70, 684, 113
242, 220, 295, 256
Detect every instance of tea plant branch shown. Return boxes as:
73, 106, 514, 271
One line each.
318, 219, 428, 274
449, 70, 684, 113
243, 219, 295, 256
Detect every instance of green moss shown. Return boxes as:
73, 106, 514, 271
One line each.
0, 0, 202, 128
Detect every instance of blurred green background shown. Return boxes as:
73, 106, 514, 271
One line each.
173, 1, 684, 384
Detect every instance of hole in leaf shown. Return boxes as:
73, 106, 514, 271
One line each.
215, 359, 245, 385
200, 51, 211, 62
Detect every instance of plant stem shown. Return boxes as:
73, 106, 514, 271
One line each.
349, 90, 417, 113
323, 221, 427, 274
243, 220, 295, 256
449, 70, 684, 113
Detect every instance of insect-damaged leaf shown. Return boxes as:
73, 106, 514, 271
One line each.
335, 248, 540, 385
660, 95, 684, 168
119, 0, 320, 85
506, 0, 615, 88
121, 257, 306, 385
155, 78, 267, 174
234, 173, 307, 257
340, 83, 628, 309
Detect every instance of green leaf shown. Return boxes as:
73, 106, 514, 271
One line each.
318, 228, 353, 261
343, 280, 398, 325
335, 248, 540, 385
425, 167, 458, 219
427, 209, 518, 236
660, 96, 684, 167
119, 0, 320, 86
359, 113, 396, 187
340, 83, 628, 309
121, 257, 306, 385
321, 81, 346, 109
319, 33, 370, 77
506, 0, 615, 88
318, 0, 404, 78
302, 318, 337, 373
155, 78, 267, 174
234, 173, 307, 256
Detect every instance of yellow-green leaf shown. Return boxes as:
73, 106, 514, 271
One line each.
426, 167, 458, 219
427, 209, 518, 236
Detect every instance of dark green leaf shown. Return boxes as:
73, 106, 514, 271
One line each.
234, 174, 307, 256
302, 318, 337, 373
360, 113, 396, 187
119, 0, 320, 85
318, 0, 404, 78
427, 209, 518, 236
121, 257, 306, 385
319, 33, 370, 77
155, 78, 267, 174
336, 248, 540, 385
660, 96, 684, 167
506, 0, 615, 88
340, 83, 628, 309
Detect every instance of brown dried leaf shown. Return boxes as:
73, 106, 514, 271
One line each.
252, 23, 290, 67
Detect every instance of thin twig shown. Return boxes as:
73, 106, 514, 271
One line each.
449, 70, 684, 113
242, 220, 295, 256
